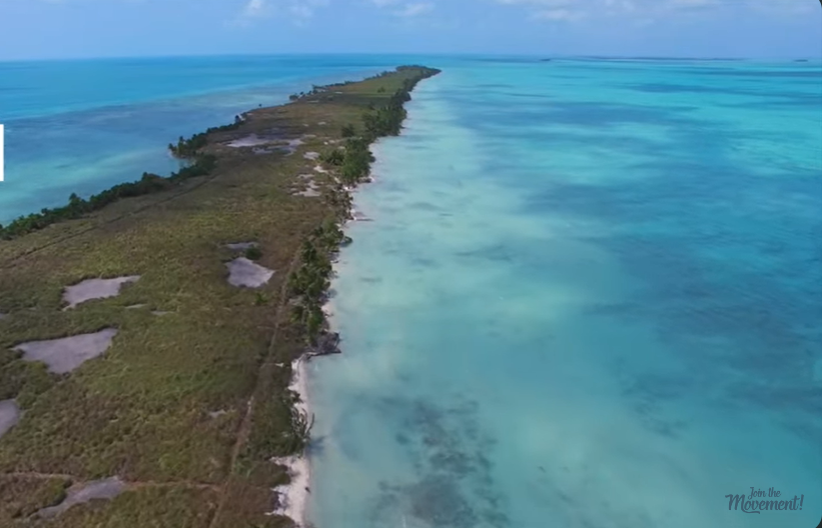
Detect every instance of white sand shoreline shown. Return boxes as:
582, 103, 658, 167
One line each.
269, 357, 311, 526
277, 198, 359, 527
276, 135, 384, 527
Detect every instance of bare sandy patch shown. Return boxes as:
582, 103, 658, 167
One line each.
37, 477, 126, 518
296, 187, 321, 198
0, 400, 20, 439
292, 174, 321, 197
63, 276, 140, 309
15, 328, 119, 374
227, 134, 276, 148
293, 181, 320, 198
226, 258, 275, 288
269, 455, 310, 525
283, 138, 304, 155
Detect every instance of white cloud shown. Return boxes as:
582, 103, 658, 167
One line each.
370, 0, 435, 17
496, 0, 586, 21
497, 0, 575, 6
231, 0, 330, 27
231, 0, 270, 26
532, 7, 585, 21
290, 0, 330, 22
603, 0, 636, 12
242, 0, 267, 18
667, 0, 714, 9
394, 2, 434, 16
496, 0, 815, 23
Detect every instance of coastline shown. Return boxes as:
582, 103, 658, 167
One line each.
289, 148, 373, 525
0, 65, 440, 527
272, 106, 429, 528
269, 357, 311, 526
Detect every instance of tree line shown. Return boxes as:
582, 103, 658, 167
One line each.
0, 117, 244, 240
288, 66, 441, 352
0, 67, 439, 240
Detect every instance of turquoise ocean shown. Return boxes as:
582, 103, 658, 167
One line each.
1, 56, 821, 528
306, 58, 822, 528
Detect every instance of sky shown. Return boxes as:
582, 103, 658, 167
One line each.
0, 0, 819, 60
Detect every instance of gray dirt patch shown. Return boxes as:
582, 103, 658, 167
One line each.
0, 400, 20, 439
15, 329, 119, 374
63, 276, 140, 309
37, 477, 126, 518
226, 258, 275, 288
227, 134, 276, 148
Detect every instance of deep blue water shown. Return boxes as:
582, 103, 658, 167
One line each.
307, 58, 822, 528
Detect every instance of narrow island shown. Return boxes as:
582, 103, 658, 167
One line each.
0, 65, 440, 527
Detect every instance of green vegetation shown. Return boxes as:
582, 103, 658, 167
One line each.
168, 118, 244, 158
253, 292, 268, 306
339, 138, 376, 185
0, 157, 217, 240
0, 476, 70, 524
0, 353, 55, 409
319, 148, 345, 166
287, 220, 347, 345
244, 246, 263, 261
0, 65, 439, 526
0, 114, 253, 240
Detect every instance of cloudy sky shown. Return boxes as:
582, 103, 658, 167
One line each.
0, 0, 819, 60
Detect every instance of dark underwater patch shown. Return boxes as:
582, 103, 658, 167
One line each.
365, 398, 510, 528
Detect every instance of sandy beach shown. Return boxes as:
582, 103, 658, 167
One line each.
269, 357, 312, 526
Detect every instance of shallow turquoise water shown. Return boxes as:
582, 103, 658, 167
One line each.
1, 55, 819, 527
0, 55, 406, 223
307, 59, 822, 528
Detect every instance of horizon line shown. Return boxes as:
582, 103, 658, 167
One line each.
1, 51, 822, 64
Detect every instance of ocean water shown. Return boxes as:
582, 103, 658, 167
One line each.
307, 59, 822, 528
0, 55, 408, 223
